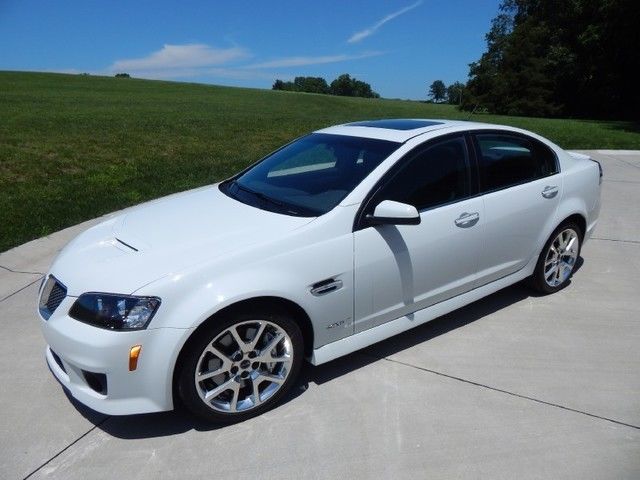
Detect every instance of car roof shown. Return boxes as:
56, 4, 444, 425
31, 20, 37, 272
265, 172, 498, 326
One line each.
315, 118, 498, 143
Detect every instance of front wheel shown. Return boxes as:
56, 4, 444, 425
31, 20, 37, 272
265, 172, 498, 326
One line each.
177, 308, 304, 424
531, 222, 582, 294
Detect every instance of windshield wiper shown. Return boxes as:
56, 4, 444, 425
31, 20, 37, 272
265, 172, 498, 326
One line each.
232, 180, 284, 206
226, 180, 318, 217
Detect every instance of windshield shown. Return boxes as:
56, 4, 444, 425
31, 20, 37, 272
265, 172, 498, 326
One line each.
221, 133, 400, 216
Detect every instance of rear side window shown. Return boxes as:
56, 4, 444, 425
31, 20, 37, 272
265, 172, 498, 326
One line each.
373, 136, 471, 211
475, 133, 558, 192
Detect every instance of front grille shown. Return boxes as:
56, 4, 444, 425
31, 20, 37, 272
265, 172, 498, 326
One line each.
39, 276, 67, 320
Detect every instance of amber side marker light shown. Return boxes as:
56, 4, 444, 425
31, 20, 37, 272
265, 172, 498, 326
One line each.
129, 345, 142, 371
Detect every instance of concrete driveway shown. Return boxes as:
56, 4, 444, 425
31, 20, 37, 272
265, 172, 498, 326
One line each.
1, 151, 639, 479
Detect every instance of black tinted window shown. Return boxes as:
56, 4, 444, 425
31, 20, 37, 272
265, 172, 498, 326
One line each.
374, 136, 470, 211
476, 134, 558, 192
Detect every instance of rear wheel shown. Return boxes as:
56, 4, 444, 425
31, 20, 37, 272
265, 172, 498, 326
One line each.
177, 308, 303, 424
531, 222, 582, 294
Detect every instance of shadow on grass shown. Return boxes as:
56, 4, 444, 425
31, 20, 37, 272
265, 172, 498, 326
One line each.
601, 120, 640, 135
65, 261, 583, 439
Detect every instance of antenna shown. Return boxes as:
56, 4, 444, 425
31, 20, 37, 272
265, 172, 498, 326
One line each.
466, 104, 479, 121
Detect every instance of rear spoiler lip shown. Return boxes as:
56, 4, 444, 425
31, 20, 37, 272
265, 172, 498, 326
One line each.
567, 151, 603, 184
566, 151, 592, 161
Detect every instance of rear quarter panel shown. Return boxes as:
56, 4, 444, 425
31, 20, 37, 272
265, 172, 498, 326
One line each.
556, 151, 601, 241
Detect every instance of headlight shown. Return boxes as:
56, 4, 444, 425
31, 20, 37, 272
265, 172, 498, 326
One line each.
69, 293, 161, 330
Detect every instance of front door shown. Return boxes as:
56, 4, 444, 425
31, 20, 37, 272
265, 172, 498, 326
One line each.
353, 134, 483, 332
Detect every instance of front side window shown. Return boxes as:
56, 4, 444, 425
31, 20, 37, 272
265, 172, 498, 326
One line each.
475, 133, 558, 192
371, 136, 471, 211
221, 133, 399, 216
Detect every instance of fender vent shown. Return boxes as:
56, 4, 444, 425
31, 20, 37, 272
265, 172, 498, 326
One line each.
310, 278, 343, 296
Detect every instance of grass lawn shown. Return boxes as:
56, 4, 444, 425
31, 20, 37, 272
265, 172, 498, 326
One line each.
1, 71, 638, 252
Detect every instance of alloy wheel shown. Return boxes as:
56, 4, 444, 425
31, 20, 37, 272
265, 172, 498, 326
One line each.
543, 228, 580, 287
194, 320, 293, 413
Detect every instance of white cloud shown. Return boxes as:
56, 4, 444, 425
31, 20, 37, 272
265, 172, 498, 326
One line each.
246, 51, 383, 69
348, 1, 422, 43
105, 43, 383, 83
109, 43, 248, 72
106, 66, 281, 82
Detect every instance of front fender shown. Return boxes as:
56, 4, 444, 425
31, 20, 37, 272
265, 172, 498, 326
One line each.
137, 232, 356, 351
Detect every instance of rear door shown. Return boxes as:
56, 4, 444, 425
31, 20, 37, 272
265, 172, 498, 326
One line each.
472, 132, 561, 285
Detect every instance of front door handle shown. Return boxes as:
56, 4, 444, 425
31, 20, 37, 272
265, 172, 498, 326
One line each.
454, 212, 480, 228
541, 185, 559, 199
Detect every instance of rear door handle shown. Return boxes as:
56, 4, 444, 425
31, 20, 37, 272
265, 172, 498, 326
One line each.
454, 212, 479, 228
541, 185, 559, 199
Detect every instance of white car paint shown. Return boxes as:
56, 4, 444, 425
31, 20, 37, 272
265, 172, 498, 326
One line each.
38, 119, 601, 415
354, 195, 485, 332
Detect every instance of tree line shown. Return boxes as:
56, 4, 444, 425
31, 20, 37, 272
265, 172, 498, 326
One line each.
273, 74, 379, 98
427, 80, 466, 105
458, 0, 639, 119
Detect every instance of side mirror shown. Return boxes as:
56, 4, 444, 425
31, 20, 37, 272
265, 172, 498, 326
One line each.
366, 200, 421, 226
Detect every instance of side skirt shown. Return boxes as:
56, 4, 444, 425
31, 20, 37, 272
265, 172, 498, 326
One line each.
309, 255, 537, 365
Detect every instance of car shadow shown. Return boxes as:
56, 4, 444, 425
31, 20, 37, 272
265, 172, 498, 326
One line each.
67, 259, 583, 439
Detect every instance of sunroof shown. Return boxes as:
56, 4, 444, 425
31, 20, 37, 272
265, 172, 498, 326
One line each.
345, 119, 444, 130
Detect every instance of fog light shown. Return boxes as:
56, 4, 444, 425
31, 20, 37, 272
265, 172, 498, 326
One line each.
129, 345, 142, 371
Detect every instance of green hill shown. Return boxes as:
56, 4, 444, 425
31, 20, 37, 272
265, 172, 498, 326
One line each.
1, 71, 638, 251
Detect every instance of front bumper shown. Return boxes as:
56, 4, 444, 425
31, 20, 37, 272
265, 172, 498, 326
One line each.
40, 296, 191, 415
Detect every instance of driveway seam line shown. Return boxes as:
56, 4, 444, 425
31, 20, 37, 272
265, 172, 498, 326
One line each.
608, 155, 640, 170
591, 237, 640, 245
0, 265, 44, 275
603, 179, 640, 184
0, 276, 43, 303
22, 417, 110, 480
596, 152, 640, 170
366, 354, 640, 431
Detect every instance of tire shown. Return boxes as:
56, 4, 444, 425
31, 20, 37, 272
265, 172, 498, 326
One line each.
176, 306, 304, 424
530, 221, 583, 294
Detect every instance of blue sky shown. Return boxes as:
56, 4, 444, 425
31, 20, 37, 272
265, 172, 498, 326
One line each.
0, 0, 501, 99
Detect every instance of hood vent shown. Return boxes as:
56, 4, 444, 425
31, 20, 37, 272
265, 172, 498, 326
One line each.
115, 238, 139, 252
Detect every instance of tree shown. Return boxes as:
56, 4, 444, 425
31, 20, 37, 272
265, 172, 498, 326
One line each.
447, 82, 466, 105
428, 80, 447, 103
114, 73, 130, 78
330, 74, 355, 96
273, 76, 329, 94
293, 76, 329, 94
462, 0, 640, 119
330, 74, 379, 98
273, 74, 379, 98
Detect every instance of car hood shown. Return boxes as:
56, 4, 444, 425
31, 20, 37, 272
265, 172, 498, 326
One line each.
51, 184, 314, 296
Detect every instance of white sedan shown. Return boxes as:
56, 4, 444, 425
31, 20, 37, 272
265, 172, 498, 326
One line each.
38, 119, 602, 423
